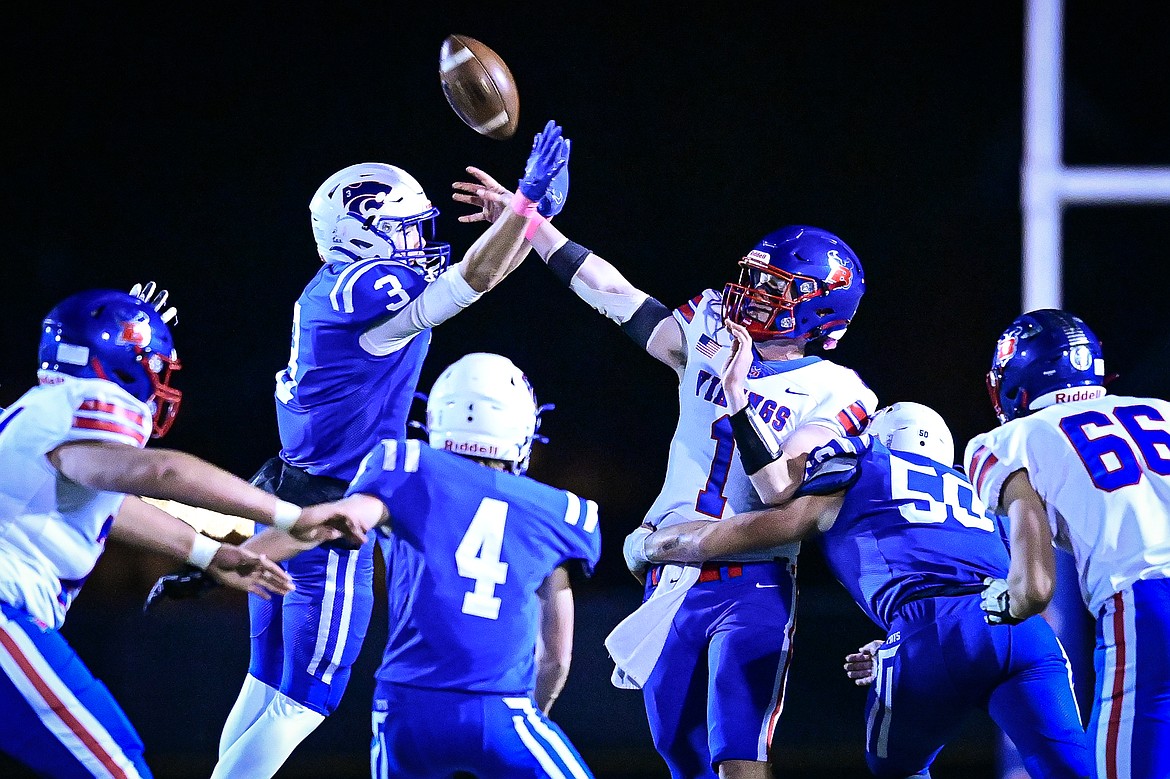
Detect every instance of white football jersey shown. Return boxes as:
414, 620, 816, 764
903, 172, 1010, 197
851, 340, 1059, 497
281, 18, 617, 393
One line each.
0, 377, 152, 628
965, 394, 1170, 614
645, 289, 878, 561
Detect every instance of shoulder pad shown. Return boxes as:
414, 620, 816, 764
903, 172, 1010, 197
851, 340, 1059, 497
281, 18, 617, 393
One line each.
796, 435, 870, 497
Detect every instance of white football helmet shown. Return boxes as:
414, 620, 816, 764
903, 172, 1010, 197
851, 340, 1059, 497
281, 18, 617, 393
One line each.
427, 353, 540, 474
867, 401, 955, 466
309, 162, 451, 280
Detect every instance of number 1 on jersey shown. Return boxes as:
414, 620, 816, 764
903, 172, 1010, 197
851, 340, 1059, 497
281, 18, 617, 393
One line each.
455, 498, 510, 619
696, 415, 735, 517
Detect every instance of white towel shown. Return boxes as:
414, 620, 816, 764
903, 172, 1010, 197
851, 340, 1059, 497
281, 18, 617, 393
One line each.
604, 564, 701, 690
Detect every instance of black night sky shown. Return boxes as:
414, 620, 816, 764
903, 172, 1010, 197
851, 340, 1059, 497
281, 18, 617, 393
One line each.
4, 4, 1169, 777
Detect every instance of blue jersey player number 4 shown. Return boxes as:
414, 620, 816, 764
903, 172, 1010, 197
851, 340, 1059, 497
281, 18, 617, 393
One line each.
335, 353, 601, 779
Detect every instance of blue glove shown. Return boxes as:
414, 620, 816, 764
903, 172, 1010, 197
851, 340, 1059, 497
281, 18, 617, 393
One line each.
518, 120, 569, 203
537, 139, 570, 218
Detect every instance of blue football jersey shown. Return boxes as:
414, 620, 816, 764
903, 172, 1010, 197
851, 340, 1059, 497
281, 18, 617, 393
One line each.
811, 437, 1010, 631
348, 439, 601, 695
275, 258, 431, 480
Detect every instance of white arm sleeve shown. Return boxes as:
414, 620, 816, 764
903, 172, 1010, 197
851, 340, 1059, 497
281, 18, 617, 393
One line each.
359, 268, 482, 356
567, 275, 650, 325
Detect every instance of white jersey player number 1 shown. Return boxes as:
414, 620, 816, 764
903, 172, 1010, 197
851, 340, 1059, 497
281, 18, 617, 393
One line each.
456, 497, 510, 620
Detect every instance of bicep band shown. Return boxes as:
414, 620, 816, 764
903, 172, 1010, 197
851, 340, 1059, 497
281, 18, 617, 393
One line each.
547, 240, 591, 285
729, 405, 784, 475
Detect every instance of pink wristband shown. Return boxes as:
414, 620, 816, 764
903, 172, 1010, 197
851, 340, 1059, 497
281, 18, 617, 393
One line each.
511, 193, 537, 217
511, 193, 545, 240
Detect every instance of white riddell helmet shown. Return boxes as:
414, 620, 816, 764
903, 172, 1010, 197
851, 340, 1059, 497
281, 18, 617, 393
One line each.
309, 162, 451, 279
867, 401, 955, 466
427, 353, 540, 474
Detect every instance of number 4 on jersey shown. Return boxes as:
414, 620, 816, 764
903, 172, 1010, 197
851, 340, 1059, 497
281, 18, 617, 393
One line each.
455, 498, 510, 619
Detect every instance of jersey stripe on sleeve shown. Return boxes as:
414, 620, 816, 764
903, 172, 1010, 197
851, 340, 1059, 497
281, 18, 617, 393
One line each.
562, 493, 599, 534
836, 401, 870, 435
330, 258, 398, 314
969, 445, 999, 495
676, 294, 704, 323
379, 439, 421, 473
72, 399, 148, 447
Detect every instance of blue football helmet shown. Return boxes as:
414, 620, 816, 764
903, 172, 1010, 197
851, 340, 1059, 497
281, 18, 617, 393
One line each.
309, 162, 451, 281
986, 308, 1106, 424
39, 289, 182, 437
722, 225, 865, 344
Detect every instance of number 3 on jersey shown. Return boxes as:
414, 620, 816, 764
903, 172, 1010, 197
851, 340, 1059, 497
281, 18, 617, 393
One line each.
456, 498, 509, 619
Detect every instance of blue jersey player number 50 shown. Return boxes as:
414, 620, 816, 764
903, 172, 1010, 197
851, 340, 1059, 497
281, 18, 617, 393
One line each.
890, 455, 994, 532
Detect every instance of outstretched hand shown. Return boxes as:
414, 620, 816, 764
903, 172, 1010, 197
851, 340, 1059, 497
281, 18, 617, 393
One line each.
843, 639, 884, 686
518, 120, 570, 203
721, 320, 755, 414
454, 121, 571, 227
535, 140, 570, 218
294, 495, 387, 546
204, 546, 293, 599
453, 166, 512, 225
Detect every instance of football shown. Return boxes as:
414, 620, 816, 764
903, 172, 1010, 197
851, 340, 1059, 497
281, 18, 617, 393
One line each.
439, 34, 519, 140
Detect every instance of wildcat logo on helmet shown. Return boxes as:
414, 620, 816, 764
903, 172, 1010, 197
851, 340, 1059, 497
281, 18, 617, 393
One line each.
116, 313, 153, 348
824, 250, 854, 289
342, 181, 413, 219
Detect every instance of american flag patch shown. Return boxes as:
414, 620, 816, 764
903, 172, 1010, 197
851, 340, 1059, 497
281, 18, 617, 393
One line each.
696, 333, 721, 359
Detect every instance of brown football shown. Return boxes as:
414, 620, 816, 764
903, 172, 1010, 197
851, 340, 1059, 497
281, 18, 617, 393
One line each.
439, 35, 519, 141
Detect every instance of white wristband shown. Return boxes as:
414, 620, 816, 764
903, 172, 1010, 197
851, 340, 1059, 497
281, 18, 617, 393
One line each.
186, 534, 222, 570
272, 500, 302, 532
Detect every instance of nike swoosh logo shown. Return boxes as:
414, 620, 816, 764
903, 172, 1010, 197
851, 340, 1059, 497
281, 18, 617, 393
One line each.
783, 388, 808, 396
755, 583, 780, 589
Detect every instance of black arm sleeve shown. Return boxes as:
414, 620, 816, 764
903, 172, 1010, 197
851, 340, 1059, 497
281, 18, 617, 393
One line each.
546, 240, 591, 286
728, 406, 784, 475
619, 297, 672, 349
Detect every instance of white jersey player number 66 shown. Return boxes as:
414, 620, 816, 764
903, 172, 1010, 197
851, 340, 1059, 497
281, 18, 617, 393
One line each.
456, 498, 510, 620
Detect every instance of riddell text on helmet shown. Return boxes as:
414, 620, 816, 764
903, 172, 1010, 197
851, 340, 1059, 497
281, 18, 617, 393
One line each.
444, 440, 501, 457
1054, 387, 1106, 404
